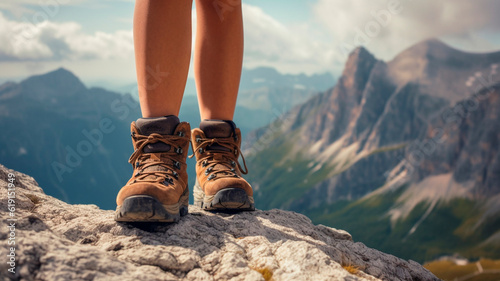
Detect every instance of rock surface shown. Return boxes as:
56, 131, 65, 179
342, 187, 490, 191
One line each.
0, 164, 438, 281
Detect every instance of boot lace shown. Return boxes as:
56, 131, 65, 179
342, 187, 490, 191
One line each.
189, 136, 248, 180
129, 132, 188, 185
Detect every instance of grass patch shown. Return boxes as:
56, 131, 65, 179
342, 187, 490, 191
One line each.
25, 193, 42, 205
367, 143, 407, 156
424, 258, 500, 281
342, 264, 360, 275
424, 260, 477, 280
247, 134, 336, 210
306, 190, 500, 263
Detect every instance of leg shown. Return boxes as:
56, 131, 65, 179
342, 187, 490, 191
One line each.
115, 1, 193, 223
134, 0, 193, 118
191, 0, 253, 212
194, 0, 244, 120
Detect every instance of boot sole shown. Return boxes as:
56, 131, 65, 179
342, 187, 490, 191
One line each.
194, 180, 255, 212
115, 189, 188, 223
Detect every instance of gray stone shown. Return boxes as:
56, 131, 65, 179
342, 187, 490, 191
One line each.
0, 164, 438, 281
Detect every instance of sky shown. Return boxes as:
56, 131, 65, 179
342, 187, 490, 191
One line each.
1, 0, 500, 87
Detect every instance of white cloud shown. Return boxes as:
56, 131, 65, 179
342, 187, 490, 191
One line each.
3, 0, 500, 83
313, 0, 500, 60
242, 4, 339, 74
0, 0, 86, 17
1, 4, 338, 75
0, 12, 133, 61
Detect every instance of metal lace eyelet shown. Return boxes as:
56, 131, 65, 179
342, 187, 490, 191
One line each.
199, 147, 204, 154
202, 160, 208, 167
134, 171, 140, 177
205, 167, 213, 175
163, 178, 173, 186
230, 160, 236, 167
178, 131, 185, 137
230, 168, 236, 173
195, 136, 201, 143
172, 171, 178, 179
208, 174, 216, 180
175, 147, 183, 154
174, 161, 181, 169
135, 161, 141, 168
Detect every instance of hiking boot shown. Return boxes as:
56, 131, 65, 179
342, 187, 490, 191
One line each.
115, 116, 191, 222
190, 120, 255, 211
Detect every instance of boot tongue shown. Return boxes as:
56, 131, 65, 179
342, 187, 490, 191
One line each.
200, 120, 236, 152
136, 115, 179, 135
200, 120, 235, 138
135, 115, 180, 153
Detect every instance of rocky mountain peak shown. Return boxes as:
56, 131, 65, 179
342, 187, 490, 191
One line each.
0, 164, 438, 280
340, 46, 379, 91
344, 46, 377, 73
246, 38, 500, 229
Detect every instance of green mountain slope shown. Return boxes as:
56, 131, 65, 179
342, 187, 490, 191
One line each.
244, 39, 500, 263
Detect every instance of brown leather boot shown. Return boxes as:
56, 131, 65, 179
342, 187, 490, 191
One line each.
115, 116, 191, 222
190, 120, 255, 211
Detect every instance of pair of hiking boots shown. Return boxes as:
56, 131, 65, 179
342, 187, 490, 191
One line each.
114, 116, 254, 223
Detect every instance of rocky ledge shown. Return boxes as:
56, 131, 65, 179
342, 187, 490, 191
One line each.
0, 164, 438, 281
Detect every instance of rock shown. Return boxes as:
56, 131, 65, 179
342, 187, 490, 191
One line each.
0, 164, 438, 281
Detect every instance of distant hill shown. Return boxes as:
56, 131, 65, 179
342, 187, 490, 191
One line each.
0, 68, 139, 208
116, 66, 334, 116
244, 39, 500, 262
0, 67, 330, 210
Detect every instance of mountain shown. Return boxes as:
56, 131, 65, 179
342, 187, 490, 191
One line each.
237, 67, 334, 112
0, 68, 141, 209
0, 67, 330, 211
244, 39, 500, 262
239, 66, 333, 92
0, 164, 439, 281
117, 67, 334, 124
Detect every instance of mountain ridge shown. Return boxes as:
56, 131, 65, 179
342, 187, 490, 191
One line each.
0, 65, 331, 210
244, 38, 500, 262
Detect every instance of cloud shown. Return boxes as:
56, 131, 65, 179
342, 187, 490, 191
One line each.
0, 3, 338, 75
0, 12, 133, 61
242, 4, 339, 74
4, 0, 499, 81
0, 0, 87, 17
313, 0, 500, 60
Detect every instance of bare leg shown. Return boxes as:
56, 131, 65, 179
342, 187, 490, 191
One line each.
134, 0, 193, 118
194, 0, 244, 121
